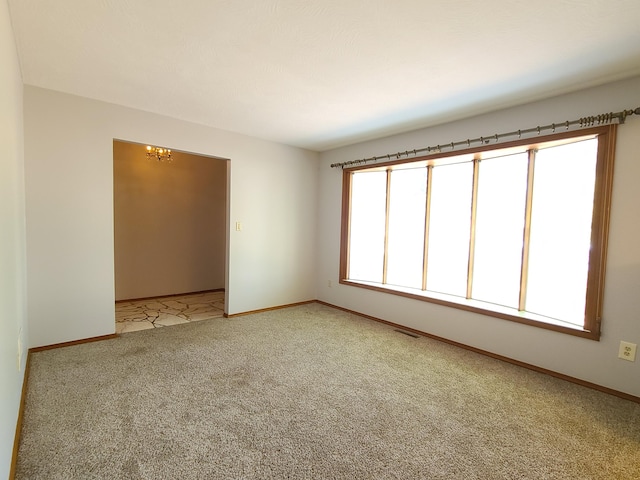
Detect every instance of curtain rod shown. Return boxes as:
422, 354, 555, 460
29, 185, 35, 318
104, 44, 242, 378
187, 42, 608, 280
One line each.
330, 107, 640, 169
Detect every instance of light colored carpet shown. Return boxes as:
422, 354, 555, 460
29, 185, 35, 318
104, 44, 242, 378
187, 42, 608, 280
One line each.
15, 303, 640, 479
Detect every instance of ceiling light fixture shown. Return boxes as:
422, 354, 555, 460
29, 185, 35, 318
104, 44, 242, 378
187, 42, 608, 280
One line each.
146, 145, 172, 162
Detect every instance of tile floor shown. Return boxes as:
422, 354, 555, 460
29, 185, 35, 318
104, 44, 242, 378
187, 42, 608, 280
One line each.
115, 290, 225, 334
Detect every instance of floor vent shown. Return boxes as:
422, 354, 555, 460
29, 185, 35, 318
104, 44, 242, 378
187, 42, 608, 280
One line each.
394, 329, 420, 338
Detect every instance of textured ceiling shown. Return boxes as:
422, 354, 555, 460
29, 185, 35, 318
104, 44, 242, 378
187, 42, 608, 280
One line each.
8, 0, 640, 151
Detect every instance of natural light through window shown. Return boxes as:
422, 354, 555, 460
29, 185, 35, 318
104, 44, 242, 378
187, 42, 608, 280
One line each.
348, 171, 386, 283
472, 153, 528, 309
525, 140, 598, 325
386, 168, 427, 289
340, 126, 615, 339
426, 162, 473, 298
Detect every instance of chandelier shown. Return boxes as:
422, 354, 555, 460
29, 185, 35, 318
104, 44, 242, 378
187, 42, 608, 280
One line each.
146, 145, 172, 162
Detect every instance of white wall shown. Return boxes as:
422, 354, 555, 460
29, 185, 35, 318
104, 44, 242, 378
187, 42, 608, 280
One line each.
24, 86, 319, 348
114, 141, 227, 300
0, 0, 28, 476
317, 76, 640, 397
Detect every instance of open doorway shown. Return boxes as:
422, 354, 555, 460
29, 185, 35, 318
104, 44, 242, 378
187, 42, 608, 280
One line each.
113, 140, 229, 333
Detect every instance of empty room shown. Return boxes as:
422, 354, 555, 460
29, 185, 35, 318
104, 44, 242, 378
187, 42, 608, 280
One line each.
2, 1, 640, 479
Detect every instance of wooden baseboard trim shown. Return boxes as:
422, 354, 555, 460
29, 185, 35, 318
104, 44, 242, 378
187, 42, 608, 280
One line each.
316, 300, 640, 404
9, 351, 31, 480
224, 300, 316, 318
29, 333, 119, 353
116, 288, 225, 304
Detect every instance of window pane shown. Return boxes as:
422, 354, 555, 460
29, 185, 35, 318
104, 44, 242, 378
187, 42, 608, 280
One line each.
386, 168, 427, 289
426, 162, 473, 297
348, 171, 387, 283
526, 139, 598, 325
472, 153, 528, 309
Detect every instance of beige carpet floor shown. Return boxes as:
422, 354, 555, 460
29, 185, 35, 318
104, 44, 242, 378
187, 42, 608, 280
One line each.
15, 303, 640, 479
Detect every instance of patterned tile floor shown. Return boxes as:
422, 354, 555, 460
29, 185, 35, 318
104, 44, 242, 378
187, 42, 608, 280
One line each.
115, 290, 225, 334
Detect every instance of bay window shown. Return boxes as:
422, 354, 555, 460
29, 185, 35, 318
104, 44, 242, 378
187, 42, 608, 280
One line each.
339, 125, 616, 339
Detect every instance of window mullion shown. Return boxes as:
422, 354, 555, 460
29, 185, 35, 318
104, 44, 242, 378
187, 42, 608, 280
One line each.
422, 166, 433, 291
518, 149, 537, 311
382, 169, 392, 284
466, 159, 480, 299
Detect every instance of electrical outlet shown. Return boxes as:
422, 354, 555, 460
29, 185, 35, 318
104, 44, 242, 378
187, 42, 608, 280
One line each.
235, 221, 242, 231
618, 341, 637, 362
327, 280, 332, 287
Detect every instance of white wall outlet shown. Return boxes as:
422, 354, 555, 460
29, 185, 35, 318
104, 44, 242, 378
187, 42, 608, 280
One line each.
235, 221, 242, 231
327, 280, 332, 287
618, 341, 637, 362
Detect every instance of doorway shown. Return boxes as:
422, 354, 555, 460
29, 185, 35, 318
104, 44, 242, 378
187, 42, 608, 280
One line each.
113, 140, 229, 333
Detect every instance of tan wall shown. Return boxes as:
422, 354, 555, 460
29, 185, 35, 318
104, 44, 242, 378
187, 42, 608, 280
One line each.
114, 141, 227, 300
